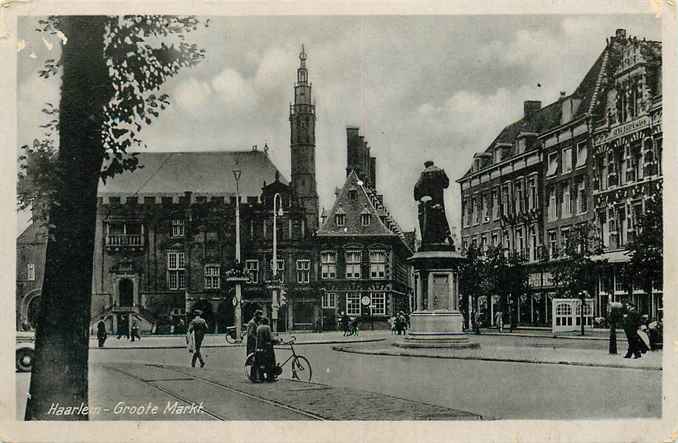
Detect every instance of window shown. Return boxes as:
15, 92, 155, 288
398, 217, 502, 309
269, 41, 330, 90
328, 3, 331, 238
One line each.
171, 219, 185, 237
471, 197, 478, 224
361, 213, 371, 226
167, 251, 186, 290
548, 231, 557, 259
491, 232, 499, 247
369, 250, 386, 279
481, 236, 488, 253
349, 190, 357, 200
322, 292, 336, 309
577, 180, 587, 214
370, 292, 386, 315
268, 259, 285, 282
514, 182, 523, 214
345, 250, 362, 279
562, 148, 573, 173
346, 293, 361, 316
27, 263, 36, 281
516, 228, 524, 257
296, 259, 310, 283
576, 142, 587, 168
320, 252, 336, 279
560, 228, 570, 255
204, 264, 221, 289
335, 214, 345, 227
246, 260, 259, 283
492, 190, 499, 220
562, 183, 571, 218
547, 152, 559, 176
483, 194, 490, 222
528, 178, 537, 211
530, 226, 537, 262
548, 188, 557, 221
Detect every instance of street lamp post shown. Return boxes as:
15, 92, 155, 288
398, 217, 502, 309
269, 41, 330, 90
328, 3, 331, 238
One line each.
271, 193, 284, 332
233, 168, 243, 341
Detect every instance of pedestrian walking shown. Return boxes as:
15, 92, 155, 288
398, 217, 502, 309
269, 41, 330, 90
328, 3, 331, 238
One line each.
117, 314, 130, 340
188, 310, 209, 367
255, 318, 280, 382
623, 303, 642, 359
96, 320, 107, 348
350, 317, 359, 336
495, 311, 503, 333
130, 319, 141, 342
473, 310, 482, 335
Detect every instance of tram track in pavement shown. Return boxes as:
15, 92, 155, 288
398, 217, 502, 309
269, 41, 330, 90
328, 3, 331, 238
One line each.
105, 363, 326, 421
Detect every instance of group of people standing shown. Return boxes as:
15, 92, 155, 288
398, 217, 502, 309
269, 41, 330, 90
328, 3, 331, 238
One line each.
389, 312, 409, 335
339, 312, 359, 336
621, 303, 660, 359
95, 314, 141, 348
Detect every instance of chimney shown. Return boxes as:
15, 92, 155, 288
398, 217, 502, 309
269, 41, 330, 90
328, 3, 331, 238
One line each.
346, 126, 361, 177
615, 28, 627, 41
369, 156, 377, 188
523, 100, 542, 118
559, 91, 567, 100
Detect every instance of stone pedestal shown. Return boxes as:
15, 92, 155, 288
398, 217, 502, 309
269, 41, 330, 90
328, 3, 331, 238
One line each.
396, 245, 478, 349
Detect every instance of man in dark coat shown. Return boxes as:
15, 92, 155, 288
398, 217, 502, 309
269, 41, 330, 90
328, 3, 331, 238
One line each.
246, 309, 263, 357
623, 303, 642, 359
96, 321, 107, 348
188, 310, 209, 367
255, 318, 279, 382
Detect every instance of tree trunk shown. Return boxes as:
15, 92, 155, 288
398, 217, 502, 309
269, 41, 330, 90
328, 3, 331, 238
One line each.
26, 17, 111, 420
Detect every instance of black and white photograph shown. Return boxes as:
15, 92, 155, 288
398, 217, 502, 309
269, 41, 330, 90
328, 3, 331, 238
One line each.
3, 1, 677, 442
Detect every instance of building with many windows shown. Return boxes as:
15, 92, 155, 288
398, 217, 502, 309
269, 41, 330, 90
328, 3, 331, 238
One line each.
315, 127, 415, 329
457, 29, 662, 325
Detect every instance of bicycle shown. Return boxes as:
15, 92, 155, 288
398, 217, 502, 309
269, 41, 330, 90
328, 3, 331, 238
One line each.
244, 335, 312, 382
225, 326, 245, 344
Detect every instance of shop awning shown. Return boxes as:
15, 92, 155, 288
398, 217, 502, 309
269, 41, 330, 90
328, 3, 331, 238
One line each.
590, 250, 631, 263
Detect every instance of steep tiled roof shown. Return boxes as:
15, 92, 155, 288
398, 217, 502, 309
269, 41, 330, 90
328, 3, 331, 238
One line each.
98, 150, 287, 199
459, 41, 616, 180
318, 171, 414, 253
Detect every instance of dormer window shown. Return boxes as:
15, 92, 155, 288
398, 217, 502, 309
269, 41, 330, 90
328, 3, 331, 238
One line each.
171, 219, 185, 237
361, 213, 371, 226
335, 214, 345, 226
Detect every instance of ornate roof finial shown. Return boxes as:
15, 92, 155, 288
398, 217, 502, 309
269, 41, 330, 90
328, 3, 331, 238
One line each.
299, 43, 307, 69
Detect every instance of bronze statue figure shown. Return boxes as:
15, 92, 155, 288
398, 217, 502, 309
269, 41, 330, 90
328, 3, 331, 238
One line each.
414, 160, 452, 248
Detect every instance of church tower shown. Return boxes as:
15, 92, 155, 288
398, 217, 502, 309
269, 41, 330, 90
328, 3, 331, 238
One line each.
290, 44, 319, 232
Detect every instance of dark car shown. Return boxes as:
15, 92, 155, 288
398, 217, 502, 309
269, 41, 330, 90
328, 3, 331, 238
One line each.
16, 331, 35, 372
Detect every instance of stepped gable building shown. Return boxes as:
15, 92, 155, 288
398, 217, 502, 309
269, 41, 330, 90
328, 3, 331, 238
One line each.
457, 29, 662, 326
316, 127, 414, 328
590, 30, 662, 317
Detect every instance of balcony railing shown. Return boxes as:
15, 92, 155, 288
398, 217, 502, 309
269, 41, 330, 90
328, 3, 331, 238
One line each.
106, 234, 143, 248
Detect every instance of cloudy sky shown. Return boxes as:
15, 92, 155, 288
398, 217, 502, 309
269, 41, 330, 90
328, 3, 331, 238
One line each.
17, 15, 660, 237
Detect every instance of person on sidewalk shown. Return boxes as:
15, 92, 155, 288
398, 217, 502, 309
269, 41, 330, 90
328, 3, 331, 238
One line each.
473, 310, 482, 335
188, 310, 209, 367
130, 319, 141, 342
96, 320, 107, 348
340, 312, 350, 336
623, 303, 642, 359
495, 311, 503, 333
117, 314, 130, 340
255, 317, 280, 382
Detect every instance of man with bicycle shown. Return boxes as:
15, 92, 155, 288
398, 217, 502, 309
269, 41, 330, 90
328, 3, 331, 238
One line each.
246, 309, 263, 357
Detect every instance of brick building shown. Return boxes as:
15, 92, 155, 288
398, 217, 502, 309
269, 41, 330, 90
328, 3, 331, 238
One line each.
458, 29, 662, 325
316, 127, 415, 329
16, 222, 47, 330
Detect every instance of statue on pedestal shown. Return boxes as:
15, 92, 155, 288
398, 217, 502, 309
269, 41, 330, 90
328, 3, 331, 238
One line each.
414, 160, 452, 248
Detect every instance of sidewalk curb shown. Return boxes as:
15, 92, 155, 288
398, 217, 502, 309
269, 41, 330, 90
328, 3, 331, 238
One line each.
331, 345, 661, 371
475, 331, 628, 342
90, 337, 386, 350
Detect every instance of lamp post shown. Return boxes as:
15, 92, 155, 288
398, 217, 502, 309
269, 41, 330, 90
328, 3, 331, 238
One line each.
271, 193, 283, 332
233, 167, 243, 341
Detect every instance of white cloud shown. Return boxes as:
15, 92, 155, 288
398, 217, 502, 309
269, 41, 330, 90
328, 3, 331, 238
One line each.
211, 68, 257, 111
173, 77, 212, 113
